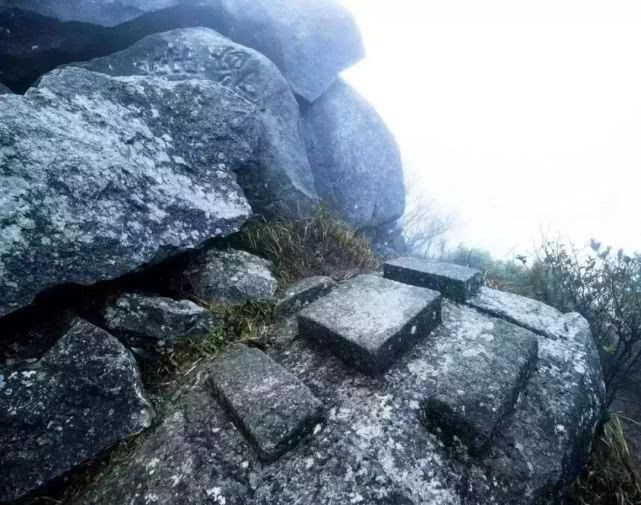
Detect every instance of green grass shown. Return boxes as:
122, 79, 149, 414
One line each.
568, 414, 641, 505
233, 207, 379, 287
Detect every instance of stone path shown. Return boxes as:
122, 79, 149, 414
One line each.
70, 258, 604, 505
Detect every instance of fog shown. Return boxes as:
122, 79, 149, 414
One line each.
340, 0, 641, 258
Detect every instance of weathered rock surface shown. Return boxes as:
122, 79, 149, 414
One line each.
209, 344, 325, 462
71, 28, 318, 217
384, 257, 483, 303
274, 276, 337, 316
0, 0, 363, 101
174, 248, 278, 304
0, 67, 258, 318
298, 274, 442, 374
104, 293, 216, 350
68, 288, 604, 505
302, 79, 406, 229
469, 286, 576, 340
0, 319, 153, 503
423, 308, 539, 455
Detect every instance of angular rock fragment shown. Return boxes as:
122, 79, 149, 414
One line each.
384, 257, 483, 303
302, 79, 406, 229
73, 27, 319, 218
0, 67, 257, 318
274, 276, 337, 316
104, 293, 216, 350
1, 0, 364, 101
175, 248, 278, 305
468, 286, 579, 340
0, 319, 153, 503
209, 344, 324, 462
298, 274, 442, 374
423, 308, 539, 455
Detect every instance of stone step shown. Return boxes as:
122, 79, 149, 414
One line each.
422, 304, 539, 456
297, 274, 442, 374
384, 257, 483, 303
208, 344, 324, 462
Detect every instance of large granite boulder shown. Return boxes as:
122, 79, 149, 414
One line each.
0, 67, 258, 318
71, 27, 318, 217
0, 319, 154, 503
0, 0, 363, 101
67, 272, 605, 505
303, 79, 406, 230
174, 248, 278, 304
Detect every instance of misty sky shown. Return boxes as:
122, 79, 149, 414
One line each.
340, 0, 641, 258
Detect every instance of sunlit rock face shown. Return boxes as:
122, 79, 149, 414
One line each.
303, 79, 406, 230
0, 67, 257, 318
71, 28, 319, 218
0, 0, 364, 101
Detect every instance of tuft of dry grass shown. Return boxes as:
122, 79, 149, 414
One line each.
234, 207, 379, 287
568, 413, 641, 505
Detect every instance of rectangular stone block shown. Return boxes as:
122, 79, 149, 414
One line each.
383, 257, 483, 303
297, 274, 442, 374
209, 344, 324, 462
423, 305, 539, 455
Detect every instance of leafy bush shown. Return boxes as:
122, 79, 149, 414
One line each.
235, 207, 379, 287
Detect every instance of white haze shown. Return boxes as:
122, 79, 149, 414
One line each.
340, 0, 641, 258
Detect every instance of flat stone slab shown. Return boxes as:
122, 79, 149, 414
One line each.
209, 344, 324, 462
275, 276, 337, 316
423, 305, 539, 455
468, 286, 573, 340
384, 257, 483, 303
297, 274, 442, 374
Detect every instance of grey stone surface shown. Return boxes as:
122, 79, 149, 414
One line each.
219, 0, 364, 101
298, 274, 442, 374
72, 28, 318, 218
0, 67, 257, 318
469, 286, 576, 340
209, 344, 325, 462
384, 257, 483, 303
477, 311, 606, 502
0, 82, 11, 93
175, 248, 278, 304
70, 296, 604, 505
302, 79, 406, 229
274, 276, 337, 316
423, 309, 539, 455
104, 293, 216, 350
0, 319, 153, 502
1, 0, 363, 101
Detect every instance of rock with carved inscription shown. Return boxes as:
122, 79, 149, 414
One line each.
71, 27, 318, 218
0, 0, 363, 101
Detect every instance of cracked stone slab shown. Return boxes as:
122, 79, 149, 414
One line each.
423, 307, 539, 455
297, 274, 442, 374
384, 257, 483, 303
274, 276, 337, 317
0, 319, 153, 503
208, 344, 324, 462
468, 286, 578, 340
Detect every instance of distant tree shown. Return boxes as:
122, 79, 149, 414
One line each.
402, 191, 456, 258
